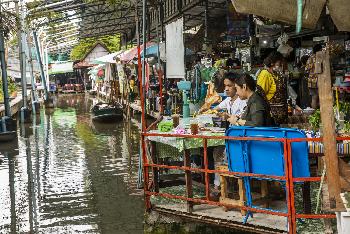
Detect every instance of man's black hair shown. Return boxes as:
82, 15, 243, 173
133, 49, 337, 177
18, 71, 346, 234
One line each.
224, 72, 240, 82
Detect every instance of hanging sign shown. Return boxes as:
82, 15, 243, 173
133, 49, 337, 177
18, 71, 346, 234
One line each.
165, 17, 185, 79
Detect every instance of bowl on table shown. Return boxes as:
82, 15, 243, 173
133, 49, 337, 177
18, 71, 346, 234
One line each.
212, 117, 228, 128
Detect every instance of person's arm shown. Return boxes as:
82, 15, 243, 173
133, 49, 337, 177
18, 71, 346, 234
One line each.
244, 110, 265, 126
242, 102, 265, 127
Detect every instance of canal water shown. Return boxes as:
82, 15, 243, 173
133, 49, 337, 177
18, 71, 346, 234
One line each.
0, 94, 144, 233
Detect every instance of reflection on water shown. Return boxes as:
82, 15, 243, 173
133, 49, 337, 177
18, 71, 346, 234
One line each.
0, 94, 144, 233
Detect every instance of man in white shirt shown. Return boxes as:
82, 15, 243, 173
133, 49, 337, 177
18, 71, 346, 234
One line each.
206, 72, 247, 199
215, 72, 247, 119
216, 95, 246, 118
200, 72, 247, 118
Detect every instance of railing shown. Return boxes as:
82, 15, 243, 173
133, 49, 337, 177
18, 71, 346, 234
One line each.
140, 132, 341, 234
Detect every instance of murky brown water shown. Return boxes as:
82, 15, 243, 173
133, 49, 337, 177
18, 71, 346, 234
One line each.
0, 94, 144, 234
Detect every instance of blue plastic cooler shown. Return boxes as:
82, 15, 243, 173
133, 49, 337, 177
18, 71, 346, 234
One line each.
225, 126, 310, 224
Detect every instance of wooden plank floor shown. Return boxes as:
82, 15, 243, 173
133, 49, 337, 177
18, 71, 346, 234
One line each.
153, 201, 288, 233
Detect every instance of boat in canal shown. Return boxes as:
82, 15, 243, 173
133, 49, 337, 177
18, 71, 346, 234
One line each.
0, 131, 17, 142
91, 102, 123, 122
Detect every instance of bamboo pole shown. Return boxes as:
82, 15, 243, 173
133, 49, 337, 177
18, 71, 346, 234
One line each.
0, 1, 11, 117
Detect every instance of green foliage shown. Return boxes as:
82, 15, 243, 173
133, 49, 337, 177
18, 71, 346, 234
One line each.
309, 109, 321, 131
344, 121, 350, 134
0, 9, 17, 38
49, 53, 70, 62
339, 101, 350, 117
309, 102, 350, 131
8, 37, 18, 47
70, 34, 121, 60
0, 76, 18, 102
25, 0, 64, 28
25, 0, 43, 10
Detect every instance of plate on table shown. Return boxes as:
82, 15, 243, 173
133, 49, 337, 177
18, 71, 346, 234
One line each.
208, 127, 226, 133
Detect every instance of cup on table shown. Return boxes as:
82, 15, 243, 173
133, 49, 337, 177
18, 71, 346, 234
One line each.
172, 114, 180, 128
190, 119, 199, 135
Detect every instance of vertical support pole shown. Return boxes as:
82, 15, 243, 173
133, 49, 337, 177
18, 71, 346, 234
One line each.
44, 41, 50, 93
141, 135, 151, 210
151, 141, 159, 193
0, 3, 11, 117
184, 149, 193, 213
160, 2, 164, 41
141, 0, 147, 131
203, 139, 210, 200
286, 140, 296, 234
16, 0, 27, 110
284, 139, 294, 234
26, 36, 37, 103
296, 0, 303, 34
204, 0, 209, 48
302, 182, 311, 214
316, 50, 344, 211
156, 8, 160, 65
33, 31, 49, 101
155, 8, 164, 114
141, 0, 150, 211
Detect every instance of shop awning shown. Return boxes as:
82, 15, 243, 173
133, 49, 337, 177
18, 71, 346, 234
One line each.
119, 42, 154, 62
328, 0, 350, 32
231, 0, 324, 29
73, 61, 95, 69
49, 62, 74, 75
232, 0, 350, 32
93, 50, 125, 64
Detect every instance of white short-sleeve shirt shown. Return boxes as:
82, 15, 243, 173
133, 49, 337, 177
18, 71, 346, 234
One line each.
216, 96, 247, 117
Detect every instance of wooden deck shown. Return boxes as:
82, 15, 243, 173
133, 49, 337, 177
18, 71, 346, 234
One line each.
0, 89, 32, 117
152, 202, 287, 233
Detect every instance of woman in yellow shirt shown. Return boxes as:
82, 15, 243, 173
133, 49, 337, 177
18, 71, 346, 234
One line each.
257, 69, 277, 101
257, 52, 287, 125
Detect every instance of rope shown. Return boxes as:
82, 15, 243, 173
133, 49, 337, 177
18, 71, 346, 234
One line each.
316, 160, 327, 214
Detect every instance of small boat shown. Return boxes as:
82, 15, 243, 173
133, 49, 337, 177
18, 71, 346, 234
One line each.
89, 89, 97, 95
0, 131, 17, 142
91, 102, 123, 122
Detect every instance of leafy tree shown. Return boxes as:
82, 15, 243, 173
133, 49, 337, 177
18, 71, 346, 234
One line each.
0, 76, 18, 102
70, 34, 121, 60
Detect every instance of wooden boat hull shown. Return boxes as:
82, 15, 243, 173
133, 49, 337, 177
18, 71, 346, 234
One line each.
89, 90, 97, 95
91, 103, 123, 122
92, 114, 122, 122
0, 131, 17, 142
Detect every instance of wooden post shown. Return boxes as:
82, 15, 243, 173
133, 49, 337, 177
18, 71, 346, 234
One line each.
184, 149, 193, 213
316, 50, 345, 211
150, 142, 159, 193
